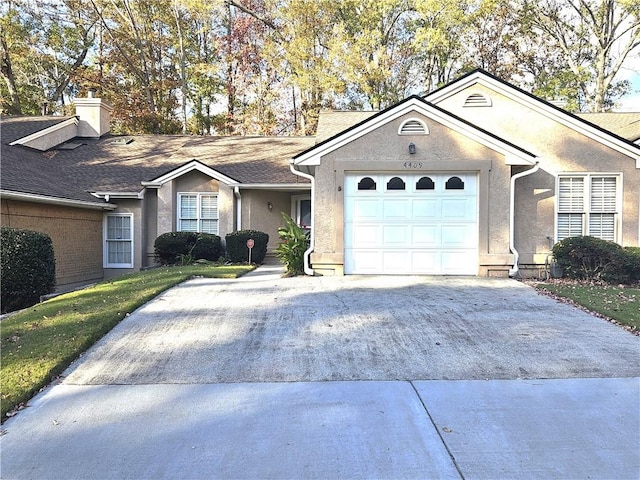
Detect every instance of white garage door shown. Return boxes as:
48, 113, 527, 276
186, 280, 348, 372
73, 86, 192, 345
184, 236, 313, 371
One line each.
344, 173, 478, 275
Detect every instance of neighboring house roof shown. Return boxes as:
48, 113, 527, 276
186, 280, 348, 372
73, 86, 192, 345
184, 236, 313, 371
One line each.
1, 115, 314, 206
576, 113, 640, 143
316, 111, 377, 142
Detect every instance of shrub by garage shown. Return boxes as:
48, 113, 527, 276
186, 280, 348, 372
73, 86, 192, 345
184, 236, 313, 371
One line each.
552, 235, 637, 284
154, 232, 223, 265
1, 227, 56, 313
225, 230, 269, 264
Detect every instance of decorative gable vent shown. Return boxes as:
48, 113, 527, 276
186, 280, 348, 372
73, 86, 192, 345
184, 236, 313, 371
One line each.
464, 93, 492, 107
398, 118, 429, 135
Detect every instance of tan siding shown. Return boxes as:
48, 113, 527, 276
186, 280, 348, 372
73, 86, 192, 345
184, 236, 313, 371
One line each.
1, 200, 103, 288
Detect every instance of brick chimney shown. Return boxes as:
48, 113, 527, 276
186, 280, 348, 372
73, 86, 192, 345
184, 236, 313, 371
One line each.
74, 95, 113, 138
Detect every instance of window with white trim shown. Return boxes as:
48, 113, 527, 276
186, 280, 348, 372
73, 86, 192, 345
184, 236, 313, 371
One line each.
557, 174, 620, 242
292, 194, 311, 230
104, 213, 133, 268
178, 193, 218, 234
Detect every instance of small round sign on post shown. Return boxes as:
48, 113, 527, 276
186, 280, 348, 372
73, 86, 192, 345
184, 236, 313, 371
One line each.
247, 238, 255, 263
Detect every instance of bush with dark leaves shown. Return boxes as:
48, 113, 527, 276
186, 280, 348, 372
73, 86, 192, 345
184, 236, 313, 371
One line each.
1, 227, 56, 313
225, 230, 268, 264
552, 236, 636, 284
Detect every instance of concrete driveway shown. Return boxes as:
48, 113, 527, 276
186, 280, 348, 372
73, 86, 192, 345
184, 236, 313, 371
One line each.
64, 266, 639, 384
1, 265, 639, 479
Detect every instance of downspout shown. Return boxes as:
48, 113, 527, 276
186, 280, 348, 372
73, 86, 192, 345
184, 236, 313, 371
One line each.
234, 186, 242, 230
289, 162, 315, 276
509, 161, 540, 277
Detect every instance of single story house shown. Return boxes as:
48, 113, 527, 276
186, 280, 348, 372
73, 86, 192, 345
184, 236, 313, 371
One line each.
2, 69, 639, 288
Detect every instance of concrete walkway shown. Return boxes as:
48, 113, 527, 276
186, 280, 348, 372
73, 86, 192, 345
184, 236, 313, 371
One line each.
1, 265, 639, 479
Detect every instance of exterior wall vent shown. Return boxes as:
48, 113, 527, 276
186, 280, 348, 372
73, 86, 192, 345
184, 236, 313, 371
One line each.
398, 118, 429, 135
464, 93, 492, 107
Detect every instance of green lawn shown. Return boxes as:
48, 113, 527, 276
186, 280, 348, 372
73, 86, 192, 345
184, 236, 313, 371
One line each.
535, 282, 640, 333
1, 264, 254, 420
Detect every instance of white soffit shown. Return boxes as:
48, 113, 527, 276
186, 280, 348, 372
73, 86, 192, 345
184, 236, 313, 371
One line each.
293, 97, 536, 166
426, 71, 640, 168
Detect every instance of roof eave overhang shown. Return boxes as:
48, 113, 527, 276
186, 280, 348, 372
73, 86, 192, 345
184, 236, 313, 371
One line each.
1, 189, 117, 210
91, 190, 145, 201
427, 70, 640, 168
229, 183, 310, 191
293, 96, 536, 167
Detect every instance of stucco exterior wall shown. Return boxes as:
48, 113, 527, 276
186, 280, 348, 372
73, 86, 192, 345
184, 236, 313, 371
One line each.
155, 171, 221, 237
1, 199, 104, 289
240, 190, 298, 254
218, 184, 235, 241
434, 83, 639, 278
142, 190, 158, 267
310, 112, 514, 276
146, 172, 232, 262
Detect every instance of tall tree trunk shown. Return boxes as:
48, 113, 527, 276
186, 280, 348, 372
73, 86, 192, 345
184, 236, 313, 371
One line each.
225, 0, 235, 134
0, 35, 21, 114
173, 0, 188, 134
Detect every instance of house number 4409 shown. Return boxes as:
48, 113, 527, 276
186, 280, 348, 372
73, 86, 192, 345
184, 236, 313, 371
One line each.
403, 161, 423, 168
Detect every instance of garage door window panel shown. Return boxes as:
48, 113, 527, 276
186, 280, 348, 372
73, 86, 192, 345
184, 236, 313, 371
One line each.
386, 177, 406, 190
416, 177, 435, 190
445, 176, 465, 190
358, 177, 377, 190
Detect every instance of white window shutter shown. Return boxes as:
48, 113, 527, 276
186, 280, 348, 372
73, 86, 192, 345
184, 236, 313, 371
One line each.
558, 213, 583, 240
558, 177, 584, 212
590, 177, 616, 213
588, 214, 615, 241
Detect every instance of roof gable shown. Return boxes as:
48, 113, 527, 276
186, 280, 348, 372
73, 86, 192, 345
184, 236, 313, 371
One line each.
142, 159, 239, 187
294, 95, 536, 167
8, 117, 79, 151
426, 69, 640, 168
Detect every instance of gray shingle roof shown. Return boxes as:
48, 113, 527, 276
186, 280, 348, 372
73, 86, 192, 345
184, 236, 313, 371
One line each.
315, 111, 377, 142
576, 113, 640, 142
1, 115, 314, 205
1, 115, 76, 144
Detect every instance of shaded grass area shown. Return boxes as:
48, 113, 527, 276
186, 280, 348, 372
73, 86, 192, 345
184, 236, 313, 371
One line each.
1, 264, 253, 420
535, 282, 639, 334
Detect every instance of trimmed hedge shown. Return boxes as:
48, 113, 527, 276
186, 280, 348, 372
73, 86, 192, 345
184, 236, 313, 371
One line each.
623, 246, 640, 281
552, 235, 639, 284
154, 231, 222, 265
1, 227, 56, 313
225, 230, 269, 264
